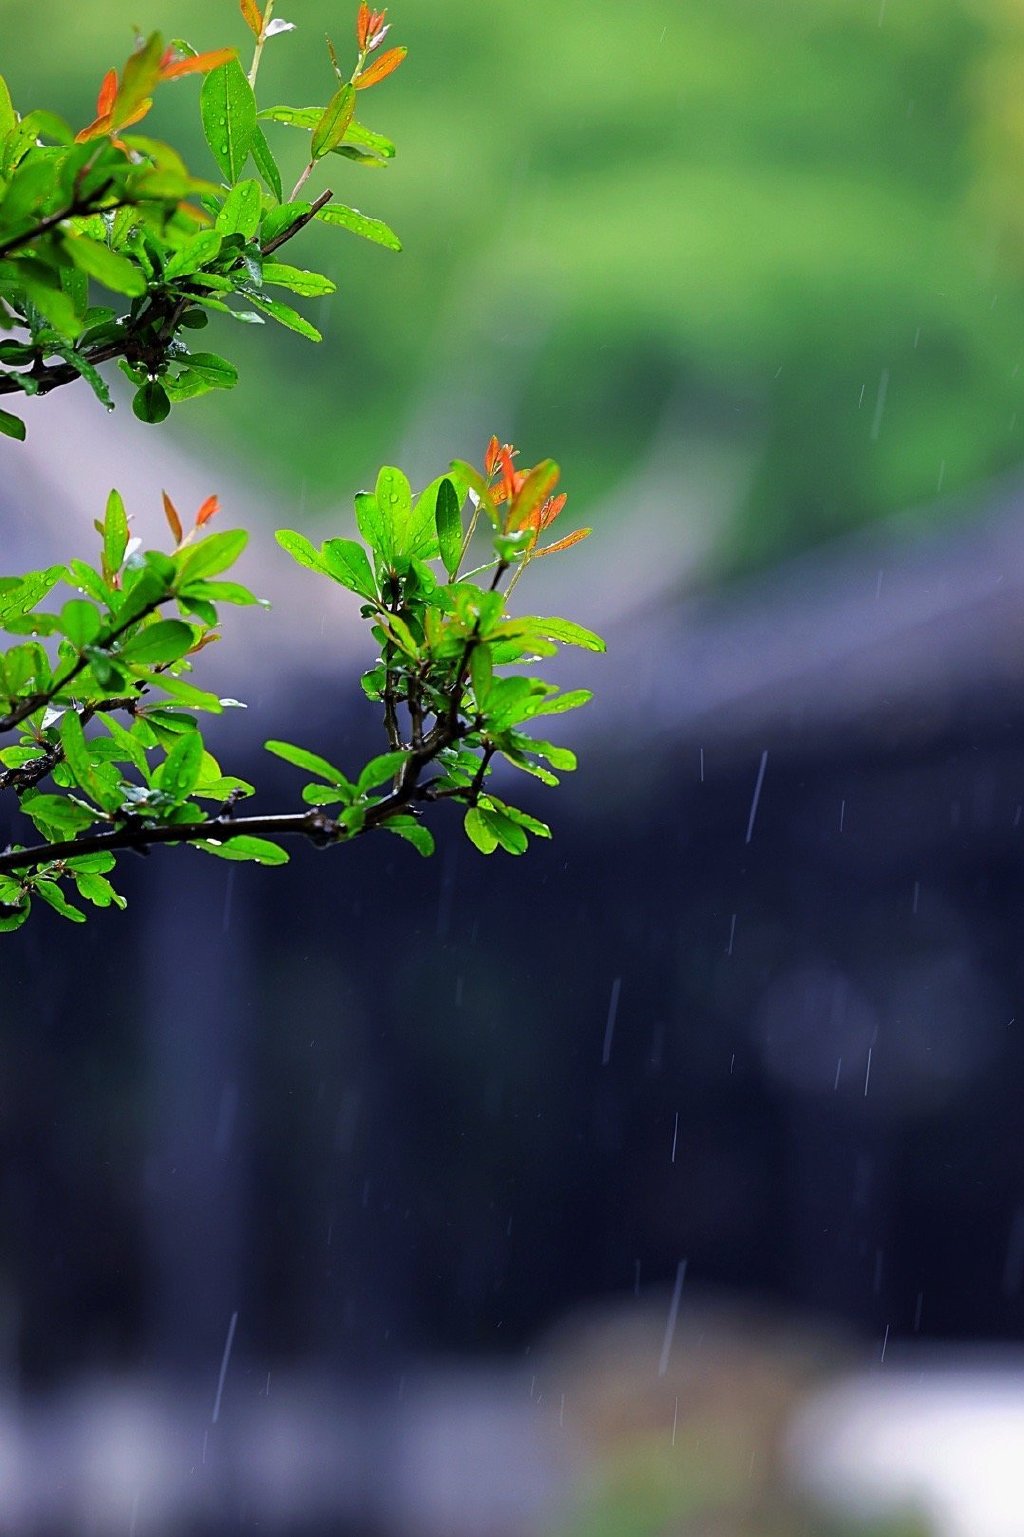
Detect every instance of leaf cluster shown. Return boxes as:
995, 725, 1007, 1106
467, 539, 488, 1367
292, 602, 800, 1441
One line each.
0, 436, 602, 927
0, 1, 403, 438
0, 7, 604, 930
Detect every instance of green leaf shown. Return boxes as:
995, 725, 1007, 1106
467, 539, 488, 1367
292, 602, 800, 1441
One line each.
470, 644, 492, 706
0, 408, 25, 441
258, 107, 395, 158
315, 202, 401, 251
133, 381, 171, 424
357, 750, 408, 793
197, 835, 289, 864
484, 798, 551, 839
381, 817, 434, 857
200, 58, 257, 183
249, 294, 321, 341
521, 735, 577, 771
311, 83, 356, 160
0, 900, 29, 932
119, 619, 195, 666
523, 616, 606, 652
51, 343, 113, 409
249, 124, 282, 201
264, 739, 351, 787
62, 851, 116, 874
257, 104, 323, 128
261, 262, 336, 297
179, 351, 239, 388
378, 611, 419, 658
154, 729, 204, 801
0, 75, 16, 143
103, 489, 129, 578
339, 120, 396, 159
353, 491, 392, 564
464, 806, 498, 854
275, 529, 328, 574
530, 688, 594, 716
0, 568, 63, 627
375, 464, 413, 556
59, 599, 101, 649
321, 538, 377, 599
73, 871, 126, 909
62, 235, 147, 297
20, 792, 94, 838
58, 710, 100, 792
215, 178, 262, 238
34, 881, 87, 923
66, 560, 108, 604
163, 230, 224, 279
176, 529, 248, 584
435, 477, 462, 578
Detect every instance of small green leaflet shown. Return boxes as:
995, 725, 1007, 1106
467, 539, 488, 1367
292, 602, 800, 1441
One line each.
275, 529, 327, 574
261, 263, 336, 298
0, 566, 63, 624
357, 750, 408, 792
176, 529, 248, 584
249, 124, 282, 202
119, 619, 195, 666
435, 477, 462, 577
381, 817, 434, 857
354, 491, 393, 566
215, 179, 262, 239
524, 616, 606, 652
34, 881, 86, 922
257, 106, 395, 159
103, 489, 129, 577
61, 236, 146, 297
249, 294, 322, 342
154, 729, 204, 801
321, 538, 377, 599
0, 409, 25, 441
311, 83, 356, 160
200, 59, 257, 183
265, 739, 352, 788
315, 203, 401, 251
464, 806, 498, 854
163, 230, 224, 280
198, 836, 289, 864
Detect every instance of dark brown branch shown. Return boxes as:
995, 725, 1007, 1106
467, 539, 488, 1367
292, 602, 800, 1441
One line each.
261, 189, 333, 255
0, 810, 345, 876
0, 182, 122, 260
0, 600, 164, 735
0, 695, 142, 794
0, 190, 334, 402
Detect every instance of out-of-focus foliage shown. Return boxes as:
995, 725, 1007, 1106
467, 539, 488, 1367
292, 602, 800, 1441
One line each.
7, 0, 1024, 571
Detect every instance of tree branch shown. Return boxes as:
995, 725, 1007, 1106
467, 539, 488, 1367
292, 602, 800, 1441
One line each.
0, 191, 334, 401
261, 189, 333, 255
0, 183, 123, 260
0, 809, 346, 876
0, 694, 142, 794
0, 600, 164, 734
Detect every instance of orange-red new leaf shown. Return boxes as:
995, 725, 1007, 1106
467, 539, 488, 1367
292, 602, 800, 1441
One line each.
162, 491, 183, 545
195, 495, 220, 528
97, 69, 118, 118
160, 48, 237, 81
240, 0, 264, 38
355, 46, 406, 89
532, 527, 591, 558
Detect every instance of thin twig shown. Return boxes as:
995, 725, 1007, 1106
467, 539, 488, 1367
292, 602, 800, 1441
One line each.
262, 188, 332, 254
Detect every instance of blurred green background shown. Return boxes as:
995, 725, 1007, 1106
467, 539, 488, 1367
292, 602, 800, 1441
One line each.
6, 0, 1024, 574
